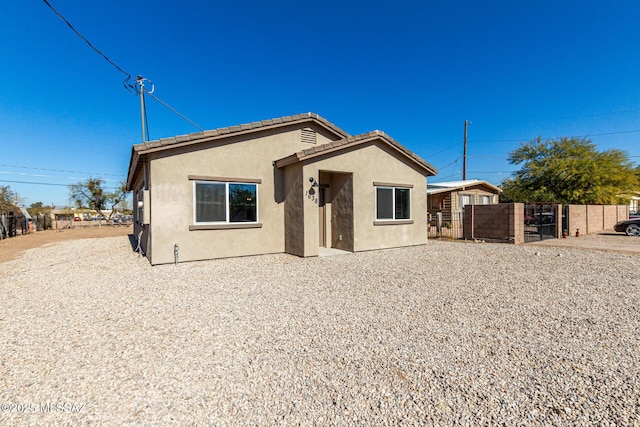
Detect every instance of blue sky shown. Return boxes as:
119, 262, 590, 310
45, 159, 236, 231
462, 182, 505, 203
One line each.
2, 1, 640, 207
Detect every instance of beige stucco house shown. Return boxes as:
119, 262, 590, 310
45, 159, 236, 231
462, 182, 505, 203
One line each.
126, 113, 437, 265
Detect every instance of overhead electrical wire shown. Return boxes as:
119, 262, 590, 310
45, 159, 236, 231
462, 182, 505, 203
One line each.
0, 170, 121, 182
0, 179, 121, 190
146, 91, 204, 132
42, 0, 205, 132
469, 128, 640, 143
0, 163, 124, 177
435, 156, 462, 172
423, 141, 460, 159
41, 0, 135, 93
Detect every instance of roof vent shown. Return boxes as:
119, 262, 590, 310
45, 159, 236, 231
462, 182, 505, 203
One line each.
301, 128, 316, 144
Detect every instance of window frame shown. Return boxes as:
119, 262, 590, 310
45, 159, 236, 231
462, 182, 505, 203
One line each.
193, 180, 259, 225
375, 185, 412, 221
460, 194, 474, 208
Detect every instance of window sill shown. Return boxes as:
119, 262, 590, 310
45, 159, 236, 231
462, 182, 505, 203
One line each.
189, 223, 263, 231
373, 220, 414, 226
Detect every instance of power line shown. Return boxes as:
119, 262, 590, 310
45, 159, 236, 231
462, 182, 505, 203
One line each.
468, 154, 640, 161
0, 179, 121, 190
1, 179, 76, 187
0, 171, 121, 182
430, 172, 463, 183
0, 163, 124, 177
467, 171, 516, 174
435, 156, 462, 171
469, 128, 640, 143
472, 107, 640, 127
42, 0, 135, 93
423, 142, 460, 159
146, 91, 204, 132
42, 0, 204, 133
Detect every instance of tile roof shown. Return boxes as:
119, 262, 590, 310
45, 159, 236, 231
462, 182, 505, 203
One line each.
132, 112, 349, 154
126, 112, 438, 187
274, 130, 437, 176
127, 112, 350, 189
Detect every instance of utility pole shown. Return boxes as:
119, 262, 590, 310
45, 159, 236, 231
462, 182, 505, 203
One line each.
136, 76, 154, 143
463, 120, 468, 181
137, 76, 147, 143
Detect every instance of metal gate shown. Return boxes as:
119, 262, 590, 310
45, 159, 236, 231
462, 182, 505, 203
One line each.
524, 203, 557, 242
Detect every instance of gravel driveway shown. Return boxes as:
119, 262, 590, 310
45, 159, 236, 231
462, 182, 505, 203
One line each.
1, 237, 639, 425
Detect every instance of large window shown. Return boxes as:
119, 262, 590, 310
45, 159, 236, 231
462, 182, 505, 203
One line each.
376, 186, 411, 220
194, 181, 257, 224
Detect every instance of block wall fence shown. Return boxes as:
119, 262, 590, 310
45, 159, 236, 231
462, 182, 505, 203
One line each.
462, 203, 628, 244
566, 205, 628, 236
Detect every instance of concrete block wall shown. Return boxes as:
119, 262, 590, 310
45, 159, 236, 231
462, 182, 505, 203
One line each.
463, 203, 524, 244
567, 205, 628, 235
587, 205, 601, 234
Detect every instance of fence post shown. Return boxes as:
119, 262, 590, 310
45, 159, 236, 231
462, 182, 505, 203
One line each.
471, 205, 475, 240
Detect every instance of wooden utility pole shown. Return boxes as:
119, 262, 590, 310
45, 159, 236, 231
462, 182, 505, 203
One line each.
463, 120, 468, 180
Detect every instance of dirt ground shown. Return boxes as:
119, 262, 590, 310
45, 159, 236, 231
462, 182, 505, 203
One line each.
0, 225, 133, 263
529, 231, 640, 255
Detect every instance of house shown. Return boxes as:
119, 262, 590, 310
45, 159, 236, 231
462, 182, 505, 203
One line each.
427, 179, 501, 224
0, 204, 27, 238
126, 113, 437, 265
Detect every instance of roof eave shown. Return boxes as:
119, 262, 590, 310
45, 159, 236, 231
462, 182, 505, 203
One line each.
275, 132, 438, 177
131, 113, 350, 158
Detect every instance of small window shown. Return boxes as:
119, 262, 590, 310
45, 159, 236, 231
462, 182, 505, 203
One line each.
194, 181, 257, 224
460, 194, 474, 207
376, 186, 411, 220
480, 195, 491, 205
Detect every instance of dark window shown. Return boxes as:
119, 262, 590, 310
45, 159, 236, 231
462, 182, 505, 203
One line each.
195, 181, 258, 223
376, 186, 411, 220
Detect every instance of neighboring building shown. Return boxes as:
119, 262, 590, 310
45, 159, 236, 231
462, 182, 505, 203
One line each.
628, 193, 639, 214
126, 113, 437, 265
0, 203, 26, 238
427, 179, 501, 224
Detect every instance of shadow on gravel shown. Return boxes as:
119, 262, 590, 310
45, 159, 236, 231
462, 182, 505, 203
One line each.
127, 234, 137, 252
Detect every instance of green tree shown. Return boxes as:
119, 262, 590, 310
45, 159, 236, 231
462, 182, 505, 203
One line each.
69, 179, 129, 219
27, 201, 46, 216
500, 136, 638, 204
108, 182, 129, 217
0, 185, 16, 209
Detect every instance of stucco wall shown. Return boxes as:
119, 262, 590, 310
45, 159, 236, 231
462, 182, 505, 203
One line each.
300, 141, 428, 255
131, 162, 151, 258
148, 124, 339, 264
284, 163, 304, 257
143, 125, 430, 264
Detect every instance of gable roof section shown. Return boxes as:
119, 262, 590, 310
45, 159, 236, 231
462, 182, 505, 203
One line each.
274, 130, 437, 177
427, 179, 501, 195
126, 112, 350, 189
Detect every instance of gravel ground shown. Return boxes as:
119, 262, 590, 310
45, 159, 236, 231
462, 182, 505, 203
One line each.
1, 237, 639, 426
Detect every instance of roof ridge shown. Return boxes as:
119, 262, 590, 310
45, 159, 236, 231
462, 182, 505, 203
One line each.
275, 129, 437, 176
133, 112, 349, 152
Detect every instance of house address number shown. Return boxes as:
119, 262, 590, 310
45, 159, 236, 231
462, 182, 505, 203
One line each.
305, 190, 318, 205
